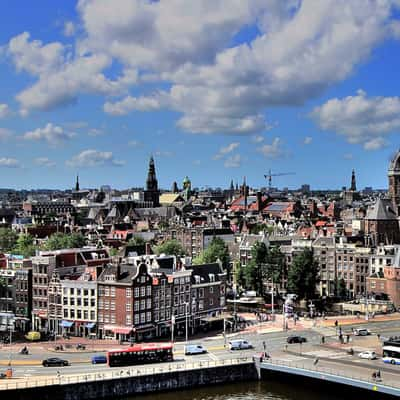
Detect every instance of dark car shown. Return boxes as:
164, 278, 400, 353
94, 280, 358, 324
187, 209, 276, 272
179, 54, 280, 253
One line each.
42, 357, 69, 367
287, 336, 307, 344
91, 355, 107, 364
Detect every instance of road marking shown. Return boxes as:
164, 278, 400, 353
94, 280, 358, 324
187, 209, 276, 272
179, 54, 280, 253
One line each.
208, 352, 218, 361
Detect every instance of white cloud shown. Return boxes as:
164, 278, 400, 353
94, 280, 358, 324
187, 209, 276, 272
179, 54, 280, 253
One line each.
6, 0, 400, 134
34, 157, 56, 167
224, 154, 242, 168
66, 149, 125, 167
258, 137, 285, 158
251, 135, 264, 143
213, 142, 240, 160
311, 90, 400, 149
343, 153, 353, 160
0, 104, 10, 118
364, 137, 388, 151
0, 157, 21, 168
0, 128, 12, 141
304, 136, 312, 145
64, 21, 76, 37
23, 123, 75, 144
98, 0, 400, 134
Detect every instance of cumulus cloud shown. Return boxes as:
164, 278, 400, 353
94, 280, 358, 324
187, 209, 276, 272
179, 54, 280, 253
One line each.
224, 154, 242, 168
34, 157, 56, 167
311, 90, 400, 149
213, 142, 240, 160
0, 104, 10, 118
0, 157, 21, 168
251, 135, 265, 143
258, 137, 286, 158
6, 1, 400, 134
63, 21, 76, 37
23, 123, 75, 144
304, 136, 312, 145
66, 149, 125, 167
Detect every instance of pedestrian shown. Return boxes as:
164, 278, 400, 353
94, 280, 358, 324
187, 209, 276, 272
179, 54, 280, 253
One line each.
346, 334, 350, 343
313, 357, 319, 366
263, 341, 266, 351
334, 320, 338, 327
377, 334, 381, 340
321, 336, 325, 344
376, 370, 381, 381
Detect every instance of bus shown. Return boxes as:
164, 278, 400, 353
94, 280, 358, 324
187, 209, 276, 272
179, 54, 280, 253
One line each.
382, 346, 400, 365
107, 343, 173, 367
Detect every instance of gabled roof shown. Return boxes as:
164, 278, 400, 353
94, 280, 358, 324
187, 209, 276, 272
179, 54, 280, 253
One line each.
365, 198, 397, 220
185, 262, 224, 284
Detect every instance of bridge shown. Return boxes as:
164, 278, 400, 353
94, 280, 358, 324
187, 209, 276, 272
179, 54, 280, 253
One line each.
259, 357, 400, 398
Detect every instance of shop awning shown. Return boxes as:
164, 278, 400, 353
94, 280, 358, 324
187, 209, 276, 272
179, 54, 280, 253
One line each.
134, 324, 156, 333
85, 323, 96, 329
60, 320, 74, 328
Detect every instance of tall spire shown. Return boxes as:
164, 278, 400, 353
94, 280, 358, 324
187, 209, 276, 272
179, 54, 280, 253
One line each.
351, 169, 356, 191
146, 155, 158, 191
75, 174, 80, 191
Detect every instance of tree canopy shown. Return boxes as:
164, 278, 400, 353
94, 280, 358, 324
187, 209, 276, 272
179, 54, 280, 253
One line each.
127, 235, 146, 246
193, 237, 230, 268
13, 233, 37, 258
45, 232, 86, 250
154, 239, 186, 257
287, 248, 319, 300
0, 228, 18, 252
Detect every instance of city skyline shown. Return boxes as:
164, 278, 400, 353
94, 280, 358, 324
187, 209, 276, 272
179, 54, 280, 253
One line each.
1, 1, 400, 190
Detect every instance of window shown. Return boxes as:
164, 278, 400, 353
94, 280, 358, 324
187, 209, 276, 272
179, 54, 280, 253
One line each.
140, 287, 145, 297
134, 302, 139, 311
126, 288, 131, 298
126, 303, 131, 311
90, 311, 95, 320
146, 312, 151, 322
141, 276, 146, 283
111, 301, 115, 311
134, 314, 139, 324
209, 298, 213, 306
154, 312, 159, 321
105, 287, 110, 296
70, 288, 74, 295
146, 298, 152, 309
146, 285, 151, 296
210, 286, 214, 294
90, 289, 95, 297
77, 298, 82, 306
110, 287, 115, 297
199, 288, 204, 298
84, 298, 89, 307
134, 287, 139, 297
126, 315, 131, 325
140, 313, 146, 323
140, 299, 145, 309
77, 310, 82, 319
70, 310, 75, 318
111, 314, 116, 323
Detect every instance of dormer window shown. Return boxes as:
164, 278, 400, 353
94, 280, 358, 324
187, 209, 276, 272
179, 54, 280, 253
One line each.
209, 274, 215, 282
194, 275, 200, 284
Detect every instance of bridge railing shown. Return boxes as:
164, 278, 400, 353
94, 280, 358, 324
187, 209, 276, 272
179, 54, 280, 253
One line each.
0, 356, 253, 391
261, 357, 400, 389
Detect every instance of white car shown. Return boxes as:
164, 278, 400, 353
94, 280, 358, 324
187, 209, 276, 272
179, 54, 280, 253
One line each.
358, 351, 377, 360
353, 328, 370, 336
228, 339, 253, 350
185, 344, 207, 355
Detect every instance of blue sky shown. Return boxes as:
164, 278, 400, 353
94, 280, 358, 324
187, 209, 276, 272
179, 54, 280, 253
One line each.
1, 1, 400, 191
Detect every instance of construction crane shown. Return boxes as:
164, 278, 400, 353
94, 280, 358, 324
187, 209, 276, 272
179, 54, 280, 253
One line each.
264, 169, 295, 191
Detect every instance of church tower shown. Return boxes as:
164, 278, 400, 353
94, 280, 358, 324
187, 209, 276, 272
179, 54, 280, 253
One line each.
388, 150, 400, 215
144, 156, 160, 207
75, 174, 80, 191
350, 169, 356, 191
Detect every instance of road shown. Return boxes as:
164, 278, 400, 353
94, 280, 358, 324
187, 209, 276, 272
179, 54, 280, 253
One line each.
0, 318, 399, 379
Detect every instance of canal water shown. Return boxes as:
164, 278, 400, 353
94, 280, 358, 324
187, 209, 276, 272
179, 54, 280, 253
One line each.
125, 381, 350, 400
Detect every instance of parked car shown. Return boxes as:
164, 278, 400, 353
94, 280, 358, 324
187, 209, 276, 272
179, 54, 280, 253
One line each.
228, 340, 253, 350
42, 357, 69, 367
358, 351, 377, 360
91, 355, 107, 364
353, 328, 370, 336
185, 344, 207, 355
25, 331, 41, 342
287, 336, 307, 344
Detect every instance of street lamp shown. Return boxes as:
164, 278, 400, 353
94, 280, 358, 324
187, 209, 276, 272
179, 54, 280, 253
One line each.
185, 302, 189, 343
171, 315, 175, 347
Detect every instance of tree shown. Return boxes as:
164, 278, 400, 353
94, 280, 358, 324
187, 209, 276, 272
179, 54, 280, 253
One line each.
287, 248, 319, 300
0, 228, 18, 252
13, 233, 37, 258
337, 278, 348, 299
45, 232, 86, 250
127, 236, 146, 246
193, 237, 230, 270
155, 239, 186, 257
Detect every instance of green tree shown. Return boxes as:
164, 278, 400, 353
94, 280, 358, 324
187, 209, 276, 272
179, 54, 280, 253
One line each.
13, 233, 37, 257
287, 248, 319, 300
155, 239, 186, 257
127, 235, 146, 246
0, 228, 18, 252
193, 237, 230, 269
45, 232, 86, 250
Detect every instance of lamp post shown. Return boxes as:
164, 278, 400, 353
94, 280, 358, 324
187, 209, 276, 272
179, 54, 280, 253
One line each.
171, 315, 175, 347
271, 274, 275, 320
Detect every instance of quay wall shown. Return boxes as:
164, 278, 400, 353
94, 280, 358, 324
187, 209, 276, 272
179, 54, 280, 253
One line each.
0, 362, 258, 400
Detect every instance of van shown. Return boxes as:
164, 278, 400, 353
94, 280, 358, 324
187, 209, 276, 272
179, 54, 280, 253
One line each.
91, 355, 107, 364
25, 331, 41, 341
228, 339, 253, 350
354, 328, 370, 336
184, 344, 207, 355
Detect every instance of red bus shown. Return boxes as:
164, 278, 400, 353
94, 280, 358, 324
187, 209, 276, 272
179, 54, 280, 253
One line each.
107, 343, 173, 367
